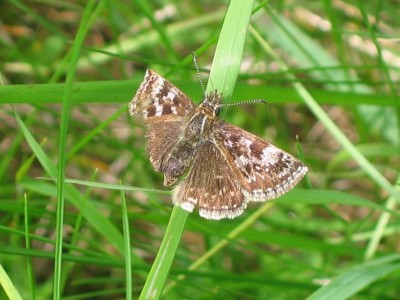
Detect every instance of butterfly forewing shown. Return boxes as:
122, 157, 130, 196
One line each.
130, 70, 196, 179
214, 123, 308, 201
129, 69, 195, 123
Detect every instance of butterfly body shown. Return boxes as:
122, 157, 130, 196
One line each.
130, 69, 307, 220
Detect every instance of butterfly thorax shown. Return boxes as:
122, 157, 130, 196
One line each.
161, 92, 222, 186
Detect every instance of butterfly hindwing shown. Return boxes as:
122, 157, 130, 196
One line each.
173, 141, 246, 220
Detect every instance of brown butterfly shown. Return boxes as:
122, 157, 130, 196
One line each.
129, 69, 307, 219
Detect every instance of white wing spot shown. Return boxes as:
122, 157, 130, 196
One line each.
224, 140, 234, 148
152, 76, 164, 96
171, 105, 177, 114
239, 137, 253, 149
154, 101, 163, 116
261, 146, 279, 164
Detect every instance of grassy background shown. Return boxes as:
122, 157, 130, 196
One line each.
1, 0, 400, 299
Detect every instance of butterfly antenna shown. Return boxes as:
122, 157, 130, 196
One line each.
219, 99, 269, 108
191, 52, 206, 96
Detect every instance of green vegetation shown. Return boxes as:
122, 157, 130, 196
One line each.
0, 0, 399, 299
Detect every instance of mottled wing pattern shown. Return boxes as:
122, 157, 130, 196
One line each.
173, 141, 245, 220
129, 69, 195, 123
214, 122, 308, 202
145, 121, 182, 173
130, 70, 308, 219
129, 69, 195, 172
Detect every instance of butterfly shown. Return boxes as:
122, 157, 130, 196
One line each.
129, 69, 307, 219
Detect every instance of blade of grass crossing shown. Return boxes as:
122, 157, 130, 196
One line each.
53, 2, 97, 299
248, 24, 400, 215
207, 1, 254, 97
24, 194, 35, 300
15, 114, 126, 255
139, 207, 188, 300
307, 255, 400, 300
121, 186, 132, 300
139, 1, 255, 299
163, 203, 273, 295
0, 263, 23, 300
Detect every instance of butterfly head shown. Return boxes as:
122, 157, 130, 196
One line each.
200, 90, 223, 117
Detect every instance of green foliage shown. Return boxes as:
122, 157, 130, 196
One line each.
0, 0, 399, 299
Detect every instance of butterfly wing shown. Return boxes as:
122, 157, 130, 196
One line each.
214, 122, 308, 202
172, 141, 246, 220
129, 69, 195, 123
173, 122, 307, 220
129, 70, 196, 173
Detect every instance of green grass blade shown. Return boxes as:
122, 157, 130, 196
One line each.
121, 186, 132, 300
139, 1, 255, 299
207, 1, 254, 96
249, 25, 400, 208
364, 175, 400, 260
15, 110, 125, 256
53, 2, 97, 298
138, 207, 188, 300
250, 23, 400, 268
307, 255, 400, 300
163, 202, 274, 294
0, 263, 23, 300
24, 195, 36, 300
